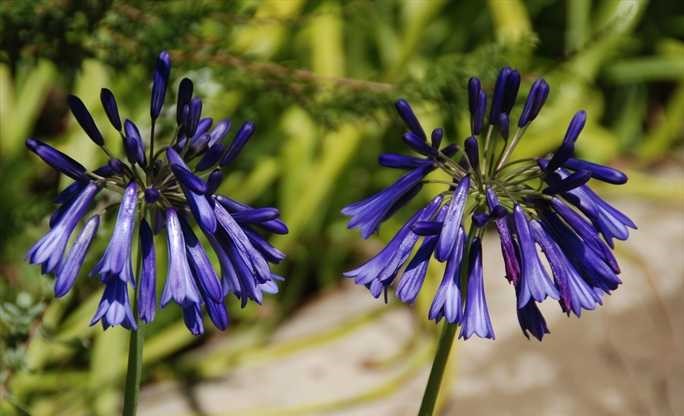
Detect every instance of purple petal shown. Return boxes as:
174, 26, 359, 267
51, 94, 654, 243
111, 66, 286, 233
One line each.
90, 278, 137, 330
459, 238, 495, 340
150, 51, 171, 119
28, 182, 99, 274
530, 220, 600, 316
435, 176, 470, 261
181, 303, 204, 336
138, 219, 157, 323
512, 205, 560, 307
161, 208, 201, 306
91, 182, 138, 283
220, 121, 255, 166
563, 158, 627, 185
100, 88, 121, 130
342, 165, 431, 239
54, 215, 99, 297
26, 138, 86, 180
176, 78, 193, 125
67, 95, 104, 146
395, 99, 426, 139
180, 217, 223, 302
429, 227, 466, 323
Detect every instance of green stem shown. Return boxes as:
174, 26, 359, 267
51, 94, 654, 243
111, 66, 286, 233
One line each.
417, 322, 458, 416
123, 211, 145, 415
418, 223, 478, 415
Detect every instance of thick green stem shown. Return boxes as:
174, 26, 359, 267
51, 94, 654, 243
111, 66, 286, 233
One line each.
123, 211, 145, 415
417, 322, 458, 416
417, 223, 478, 415
123, 323, 143, 415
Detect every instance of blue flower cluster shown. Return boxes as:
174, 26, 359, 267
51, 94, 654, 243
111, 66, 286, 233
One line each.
26, 52, 287, 335
343, 67, 635, 340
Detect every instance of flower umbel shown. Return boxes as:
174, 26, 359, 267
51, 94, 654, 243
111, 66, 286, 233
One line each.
343, 67, 635, 341
26, 51, 288, 335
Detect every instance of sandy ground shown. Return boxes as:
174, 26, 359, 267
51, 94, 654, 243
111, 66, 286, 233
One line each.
140, 197, 684, 416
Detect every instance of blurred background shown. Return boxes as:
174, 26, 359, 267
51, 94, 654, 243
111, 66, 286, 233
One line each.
0, 0, 682, 415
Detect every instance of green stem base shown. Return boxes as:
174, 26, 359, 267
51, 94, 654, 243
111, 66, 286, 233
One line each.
417, 323, 457, 416
123, 327, 143, 416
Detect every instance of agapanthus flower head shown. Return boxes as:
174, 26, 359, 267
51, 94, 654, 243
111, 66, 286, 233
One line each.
342, 68, 635, 341
26, 51, 288, 335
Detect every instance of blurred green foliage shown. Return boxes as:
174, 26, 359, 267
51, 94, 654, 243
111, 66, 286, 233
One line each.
1, 0, 683, 414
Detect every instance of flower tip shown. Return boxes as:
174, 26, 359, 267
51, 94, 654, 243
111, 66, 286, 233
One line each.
394, 99, 426, 138
67, 94, 104, 146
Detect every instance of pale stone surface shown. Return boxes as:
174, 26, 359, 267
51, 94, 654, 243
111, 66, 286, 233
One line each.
140, 198, 684, 416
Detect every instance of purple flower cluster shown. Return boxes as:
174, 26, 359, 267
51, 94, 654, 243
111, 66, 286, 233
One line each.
26, 52, 287, 335
343, 67, 635, 341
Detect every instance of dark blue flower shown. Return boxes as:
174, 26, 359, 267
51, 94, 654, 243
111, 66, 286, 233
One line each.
26, 51, 287, 334
344, 69, 633, 341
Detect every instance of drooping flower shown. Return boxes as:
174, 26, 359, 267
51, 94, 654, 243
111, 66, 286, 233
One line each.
25, 51, 287, 335
343, 68, 634, 340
